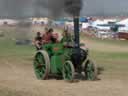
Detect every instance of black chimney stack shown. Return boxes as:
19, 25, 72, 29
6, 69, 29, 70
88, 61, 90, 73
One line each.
73, 16, 81, 72
73, 17, 80, 48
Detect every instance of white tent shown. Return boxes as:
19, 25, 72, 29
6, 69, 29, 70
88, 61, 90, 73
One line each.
117, 18, 128, 25
81, 23, 90, 29
0, 19, 18, 25
95, 26, 110, 30
118, 27, 128, 33
117, 18, 128, 32
91, 19, 111, 30
32, 18, 49, 25
104, 19, 117, 23
91, 19, 106, 27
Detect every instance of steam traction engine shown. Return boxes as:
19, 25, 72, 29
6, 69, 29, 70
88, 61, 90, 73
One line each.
33, 17, 97, 80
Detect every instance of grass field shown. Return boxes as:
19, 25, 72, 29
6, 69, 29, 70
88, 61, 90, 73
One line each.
0, 26, 128, 96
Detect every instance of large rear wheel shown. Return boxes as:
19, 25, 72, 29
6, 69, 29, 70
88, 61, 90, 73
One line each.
63, 61, 75, 81
33, 50, 50, 80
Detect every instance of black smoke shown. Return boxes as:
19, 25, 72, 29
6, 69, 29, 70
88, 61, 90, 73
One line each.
35, 0, 82, 18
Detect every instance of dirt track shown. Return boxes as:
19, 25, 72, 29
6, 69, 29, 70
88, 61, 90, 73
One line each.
0, 39, 128, 96
0, 65, 128, 96
0, 61, 128, 96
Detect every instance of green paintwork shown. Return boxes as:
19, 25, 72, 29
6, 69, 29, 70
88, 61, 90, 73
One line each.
85, 60, 96, 80
51, 55, 64, 74
33, 35, 97, 80
63, 61, 74, 80
34, 52, 46, 79
43, 43, 53, 57
33, 38, 74, 79
43, 43, 69, 75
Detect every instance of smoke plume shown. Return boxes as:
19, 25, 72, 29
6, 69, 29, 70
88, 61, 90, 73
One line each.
0, 0, 128, 18
35, 0, 82, 18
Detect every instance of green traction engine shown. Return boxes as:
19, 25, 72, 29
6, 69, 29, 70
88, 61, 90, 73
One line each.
33, 17, 97, 81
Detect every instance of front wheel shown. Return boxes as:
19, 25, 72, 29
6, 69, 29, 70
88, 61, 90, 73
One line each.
33, 50, 50, 80
63, 61, 75, 81
83, 59, 97, 80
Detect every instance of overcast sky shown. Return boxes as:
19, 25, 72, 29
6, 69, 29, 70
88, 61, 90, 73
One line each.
81, 0, 128, 16
0, 0, 128, 18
